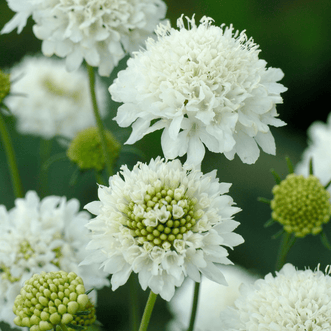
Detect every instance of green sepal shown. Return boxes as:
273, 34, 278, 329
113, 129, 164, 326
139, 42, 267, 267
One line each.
258, 197, 271, 205
270, 169, 281, 185
75, 311, 91, 316
272, 229, 285, 239
324, 179, 331, 190
285, 156, 294, 174
320, 230, 331, 250
85, 288, 94, 296
264, 218, 275, 228
66, 323, 86, 330
309, 157, 314, 175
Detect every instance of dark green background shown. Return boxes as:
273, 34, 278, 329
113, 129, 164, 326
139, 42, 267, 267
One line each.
1, 0, 331, 330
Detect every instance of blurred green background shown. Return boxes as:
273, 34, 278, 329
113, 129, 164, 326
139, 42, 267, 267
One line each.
1, 0, 331, 330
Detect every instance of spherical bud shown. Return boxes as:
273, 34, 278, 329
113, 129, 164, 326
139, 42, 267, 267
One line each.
67, 126, 121, 172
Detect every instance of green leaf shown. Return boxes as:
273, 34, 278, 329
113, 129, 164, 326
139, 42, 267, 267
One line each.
320, 230, 331, 250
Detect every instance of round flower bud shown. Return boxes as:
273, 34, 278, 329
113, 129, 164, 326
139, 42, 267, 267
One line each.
12, 271, 91, 331
271, 174, 331, 237
67, 126, 121, 172
0, 69, 10, 104
69, 299, 96, 330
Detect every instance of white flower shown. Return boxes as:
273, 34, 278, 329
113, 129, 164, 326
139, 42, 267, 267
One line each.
219, 263, 331, 331
167, 265, 259, 331
81, 157, 243, 301
0, 191, 108, 328
1, 0, 167, 76
109, 15, 287, 166
6, 55, 107, 140
296, 112, 331, 190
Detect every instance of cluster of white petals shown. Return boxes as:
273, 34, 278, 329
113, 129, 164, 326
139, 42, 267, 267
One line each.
0, 191, 108, 328
82, 157, 243, 301
110, 15, 287, 166
6, 56, 107, 140
1, 0, 167, 76
167, 265, 258, 331
296, 112, 331, 190
220, 263, 331, 330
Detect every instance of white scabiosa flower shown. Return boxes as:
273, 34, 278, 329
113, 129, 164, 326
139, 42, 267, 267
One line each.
110, 15, 287, 166
220, 263, 331, 330
167, 265, 259, 331
81, 157, 243, 301
1, 0, 167, 76
6, 56, 107, 140
0, 191, 108, 328
296, 113, 331, 190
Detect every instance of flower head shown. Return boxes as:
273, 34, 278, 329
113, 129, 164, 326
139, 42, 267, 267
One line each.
0, 191, 108, 328
271, 173, 331, 237
109, 15, 287, 166
13, 270, 94, 331
2, 0, 167, 76
6, 56, 107, 140
82, 157, 243, 301
167, 265, 258, 331
296, 112, 331, 191
0, 69, 10, 104
67, 127, 121, 172
220, 263, 331, 331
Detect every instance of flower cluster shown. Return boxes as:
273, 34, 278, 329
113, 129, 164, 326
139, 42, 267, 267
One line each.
5, 56, 108, 140
2, 0, 167, 76
110, 15, 287, 166
13, 271, 94, 331
271, 173, 331, 237
81, 157, 243, 301
220, 263, 331, 330
0, 191, 108, 328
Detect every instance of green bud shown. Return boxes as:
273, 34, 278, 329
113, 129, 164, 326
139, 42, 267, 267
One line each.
67, 126, 121, 171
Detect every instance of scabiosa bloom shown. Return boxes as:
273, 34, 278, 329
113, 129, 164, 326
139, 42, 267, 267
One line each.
220, 263, 331, 330
0, 191, 108, 328
6, 56, 107, 140
109, 15, 287, 166
81, 157, 243, 301
296, 112, 331, 190
167, 265, 258, 331
1, 0, 167, 76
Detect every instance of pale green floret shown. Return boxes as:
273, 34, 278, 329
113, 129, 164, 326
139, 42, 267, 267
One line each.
271, 174, 331, 237
125, 186, 203, 250
0, 69, 10, 103
67, 126, 121, 171
13, 271, 94, 331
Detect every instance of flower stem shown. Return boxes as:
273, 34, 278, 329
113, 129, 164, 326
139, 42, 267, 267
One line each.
275, 232, 296, 271
129, 275, 139, 331
0, 110, 23, 198
187, 281, 200, 331
86, 64, 113, 177
138, 290, 158, 331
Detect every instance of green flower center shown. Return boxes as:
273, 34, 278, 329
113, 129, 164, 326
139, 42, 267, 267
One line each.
67, 127, 121, 172
125, 186, 203, 249
271, 174, 331, 237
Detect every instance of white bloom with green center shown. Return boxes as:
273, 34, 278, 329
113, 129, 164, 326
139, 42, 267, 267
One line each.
0, 191, 108, 328
110, 15, 287, 166
82, 157, 243, 301
220, 263, 331, 331
296, 112, 331, 191
6, 56, 107, 140
1, 0, 167, 76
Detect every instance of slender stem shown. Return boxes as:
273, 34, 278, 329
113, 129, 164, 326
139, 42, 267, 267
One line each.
138, 290, 158, 331
0, 110, 24, 198
187, 282, 200, 331
129, 275, 139, 331
86, 64, 113, 177
275, 232, 296, 271
39, 139, 52, 197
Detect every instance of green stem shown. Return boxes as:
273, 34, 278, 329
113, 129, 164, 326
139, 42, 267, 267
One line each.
187, 282, 200, 331
0, 110, 24, 198
138, 290, 158, 331
86, 64, 113, 177
275, 232, 296, 271
129, 275, 139, 331
39, 138, 52, 197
